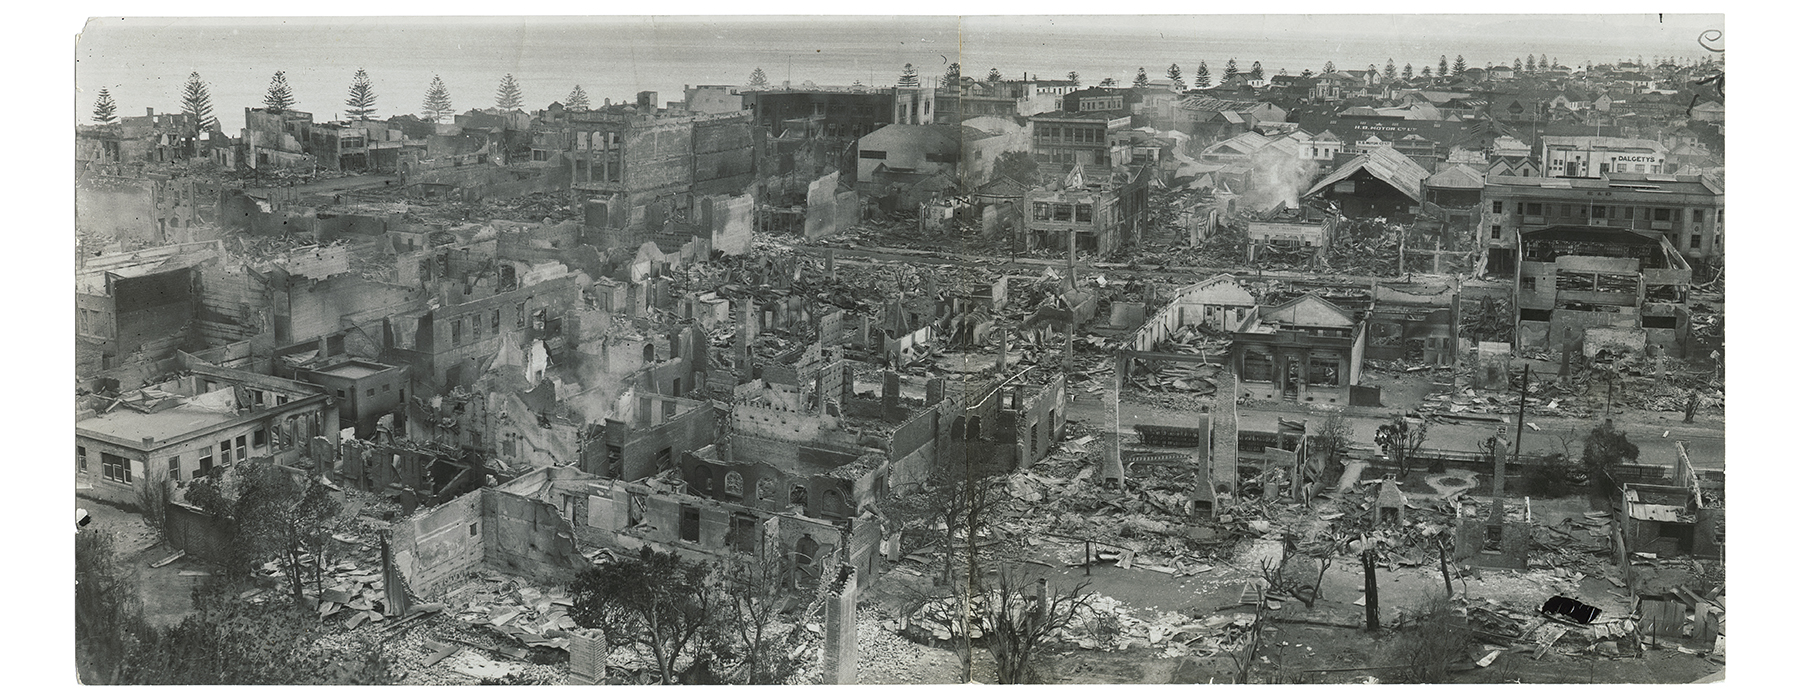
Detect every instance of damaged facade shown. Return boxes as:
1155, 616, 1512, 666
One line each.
1513, 226, 1693, 359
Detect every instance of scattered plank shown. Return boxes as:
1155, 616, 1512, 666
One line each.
150, 550, 187, 568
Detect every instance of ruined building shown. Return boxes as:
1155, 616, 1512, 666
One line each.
1480, 172, 1724, 274
76, 364, 338, 505
1513, 226, 1693, 359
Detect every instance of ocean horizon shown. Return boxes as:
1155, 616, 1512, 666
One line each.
76, 15, 1722, 131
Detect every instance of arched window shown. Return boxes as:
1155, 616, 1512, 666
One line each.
823, 489, 847, 518
966, 416, 983, 440
643, 343, 655, 362
789, 484, 809, 509
723, 471, 744, 498
756, 477, 776, 503
693, 465, 713, 496
792, 535, 820, 590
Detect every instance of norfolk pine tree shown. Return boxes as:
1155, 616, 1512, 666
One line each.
92, 88, 117, 124
1223, 58, 1238, 82
749, 67, 769, 87
264, 70, 296, 111
1166, 63, 1185, 90
181, 71, 216, 131
495, 73, 524, 111
1403, 63, 1414, 81
345, 68, 378, 120
942, 62, 960, 85
422, 75, 453, 122
1133, 67, 1150, 88
1066, 71, 1080, 87
565, 85, 591, 110
1194, 60, 1211, 88
1249, 61, 1264, 82
987, 67, 1004, 83
1384, 59, 1398, 83
899, 63, 920, 87
1453, 55, 1467, 75
1438, 55, 1449, 77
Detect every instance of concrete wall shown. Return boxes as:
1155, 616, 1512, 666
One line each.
392, 488, 486, 598
692, 115, 757, 197
280, 274, 419, 345
483, 487, 585, 582
699, 194, 754, 256
803, 171, 861, 242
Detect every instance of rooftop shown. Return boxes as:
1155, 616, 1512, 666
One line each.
313, 359, 397, 380
77, 388, 245, 445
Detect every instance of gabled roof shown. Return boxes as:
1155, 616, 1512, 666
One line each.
1203, 131, 1272, 156
1424, 163, 1486, 190
1257, 293, 1355, 329
1303, 144, 1432, 202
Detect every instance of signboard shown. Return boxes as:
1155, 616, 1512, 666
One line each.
1248, 222, 1326, 244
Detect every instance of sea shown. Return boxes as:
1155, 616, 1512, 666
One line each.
75, 15, 1723, 131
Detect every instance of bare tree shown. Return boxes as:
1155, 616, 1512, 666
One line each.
715, 537, 805, 684
887, 457, 1006, 586
1312, 409, 1352, 476
1382, 596, 1470, 682
975, 566, 1092, 684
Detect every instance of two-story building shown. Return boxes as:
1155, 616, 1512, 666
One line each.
1022, 164, 1152, 255
1479, 172, 1724, 275
1028, 111, 1133, 168
1513, 225, 1693, 358
1540, 136, 1669, 177
76, 366, 338, 505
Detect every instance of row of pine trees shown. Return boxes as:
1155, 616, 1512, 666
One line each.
744, 52, 1552, 100
90, 70, 597, 128
93, 51, 1608, 128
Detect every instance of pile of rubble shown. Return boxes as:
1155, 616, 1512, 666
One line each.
446, 572, 581, 651
1461, 598, 1647, 661
1326, 218, 1402, 276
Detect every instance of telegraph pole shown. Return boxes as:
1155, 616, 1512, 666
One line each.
1514, 365, 1529, 458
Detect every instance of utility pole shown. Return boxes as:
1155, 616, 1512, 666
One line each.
1514, 364, 1529, 458
1361, 543, 1380, 631
1450, 276, 1463, 380
1065, 226, 1077, 373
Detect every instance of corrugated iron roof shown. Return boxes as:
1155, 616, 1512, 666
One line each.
1303, 144, 1432, 202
